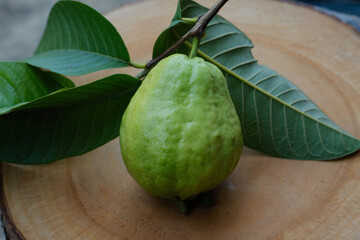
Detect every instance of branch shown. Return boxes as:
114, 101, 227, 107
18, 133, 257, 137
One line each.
146, 0, 228, 69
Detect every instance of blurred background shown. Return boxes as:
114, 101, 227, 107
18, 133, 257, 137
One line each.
0, 0, 142, 61
0, 0, 359, 61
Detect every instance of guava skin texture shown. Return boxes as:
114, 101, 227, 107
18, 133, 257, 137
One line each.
120, 54, 243, 200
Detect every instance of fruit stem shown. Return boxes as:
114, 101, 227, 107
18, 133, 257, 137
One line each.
189, 37, 200, 58
134, 68, 150, 80
146, 0, 228, 69
172, 197, 188, 214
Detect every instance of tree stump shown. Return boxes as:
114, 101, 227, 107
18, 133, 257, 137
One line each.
1, 0, 360, 239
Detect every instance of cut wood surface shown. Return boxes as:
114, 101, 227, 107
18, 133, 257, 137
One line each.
1, 0, 360, 239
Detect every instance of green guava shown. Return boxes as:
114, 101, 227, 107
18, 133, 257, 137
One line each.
120, 54, 243, 201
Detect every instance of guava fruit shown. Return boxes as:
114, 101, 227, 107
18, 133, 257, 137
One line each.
120, 54, 243, 201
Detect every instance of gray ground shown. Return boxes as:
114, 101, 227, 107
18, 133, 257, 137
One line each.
0, 0, 142, 61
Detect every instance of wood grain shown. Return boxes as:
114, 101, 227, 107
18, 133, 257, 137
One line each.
1, 0, 360, 239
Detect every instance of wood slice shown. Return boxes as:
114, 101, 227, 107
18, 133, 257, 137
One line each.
1, 0, 360, 239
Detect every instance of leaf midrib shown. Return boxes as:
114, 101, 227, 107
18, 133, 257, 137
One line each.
171, 30, 358, 142
30, 48, 129, 65
0, 82, 139, 115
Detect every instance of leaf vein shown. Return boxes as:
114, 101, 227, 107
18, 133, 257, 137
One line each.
253, 89, 262, 150
181, 3, 199, 13
230, 59, 258, 71
254, 74, 278, 86
275, 88, 297, 98
283, 105, 298, 157
200, 32, 239, 45
207, 20, 225, 27
316, 121, 335, 155
301, 114, 315, 157
211, 45, 252, 59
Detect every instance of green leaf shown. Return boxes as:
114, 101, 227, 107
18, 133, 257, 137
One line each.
25, 1, 130, 76
0, 61, 74, 114
152, 0, 360, 160
0, 74, 140, 164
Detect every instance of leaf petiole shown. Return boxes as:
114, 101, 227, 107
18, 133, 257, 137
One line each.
130, 61, 147, 69
180, 17, 198, 24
